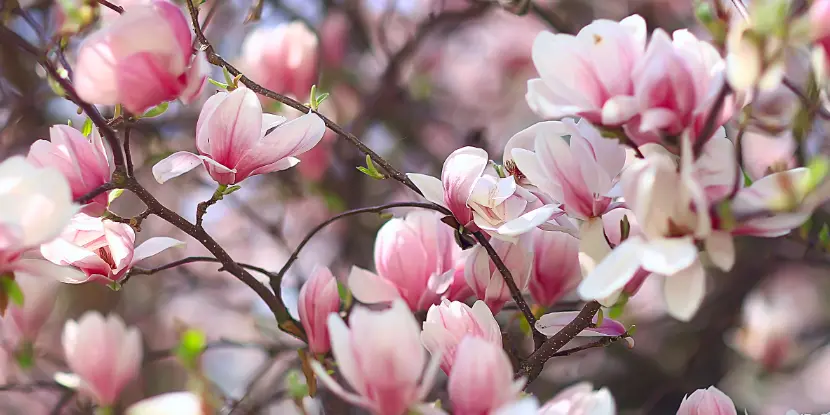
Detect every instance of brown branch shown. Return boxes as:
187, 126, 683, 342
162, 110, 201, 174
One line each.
471, 231, 545, 347
182, 0, 421, 195
123, 122, 135, 177
129, 256, 275, 278
103, 208, 151, 232
693, 82, 732, 157
783, 77, 830, 120
74, 181, 115, 204
549, 331, 631, 358
271, 201, 449, 295
97, 0, 124, 13
516, 300, 602, 383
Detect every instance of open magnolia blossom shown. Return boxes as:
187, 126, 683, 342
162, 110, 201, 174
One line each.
27, 125, 114, 216
348, 211, 461, 311
0, 157, 84, 282
420, 299, 501, 375
73, 0, 207, 114
311, 300, 440, 415
535, 311, 627, 338
241, 22, 319, 100
526, 14, 646, 126
40, 213, 184, 284
63, 312, 142, 406
152, 86, 326, 185
465, 237, 532, 313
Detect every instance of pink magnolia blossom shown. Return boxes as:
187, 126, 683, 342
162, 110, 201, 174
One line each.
3, 276, 60, 342
675, 386, 737, 415
528, 228, 580, 307
0, 157, 84, 282
408, 147, 489, 229
741, 130, 796, 180
320, 12, 349, 67
126, 392, 204, 415
40, 213, 184, 284
241, 22, 319, 100
536, 311, 627, 337
420, 299, 501, 374
62, 312, 142, 406
627, 29, 732, 147
348, 210, 460, 311
297, 265, 340, 354
448, 337, 525, 415
526, 15, 646, 126
73, 0, 207, 114
729, 168, 817, 237
27, 125, 114, 216
444, 249, 473, 302
464, 237, 532, 313
538, 382, 616, 415
311, 300, 440, 415
726, 20, 785, 93
152, 86, 325, 185
509, 119, 627, 220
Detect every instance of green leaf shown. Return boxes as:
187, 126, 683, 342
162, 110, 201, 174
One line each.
106, 281, 122, 291
595, 308, 604, 327
223, 67, 234, 88
81, 118, 93, 137
222, 185, 242, 196
176, 328, 207, 368
314, 92, 330, 108
140, 101, 169, 119
208, 78, 229, 89
518, 313, 531, 336
108, 189, 124, 204
608, 293, 629, 319
743, 170, 753, 187
619, 215, 630, 243
0, 274, 24, 306
820, 223, 830, 248
336, 281, 352, 309
357, 155, 385, 180
15, 342, 34, 369
285, 370, 309, 399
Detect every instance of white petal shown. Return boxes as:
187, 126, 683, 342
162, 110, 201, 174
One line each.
126, 392, 202, 415
152, 151, 235, 184
663, 260, 705, 321
496, 205, 558, 236
639, 237, 698, 275
407, 173, 446, 208
310, 360, 371, 410
15, 258, 89, 284
577, 237, 646, 300
131, 237, 185, 264
704, 231, 735, 271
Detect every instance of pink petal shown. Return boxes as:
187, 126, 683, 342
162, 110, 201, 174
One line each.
347, 266, 401, 304
407, 174, 446, 208
663, 260, 705, 321
577, 237, 646, 300
152, 151, 206, 184
131, 237, 184, 265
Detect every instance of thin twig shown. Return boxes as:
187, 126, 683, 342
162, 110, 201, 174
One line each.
549, 332, 630, 358
0, 381, 67, 392
693, 83, 732, 157
49, 389, 76, 415
182, 0, 421, 195
145, 338, 280, 362
97, 0, 124, 13
516, 301, 602, 383
783, 77, 830, 120
129, 256, 275, 278
74, 181, 115, 204
271, 201, 449, 294
471, 231, 546, 348
124, 123, 135, 177
103, 209, 151, 232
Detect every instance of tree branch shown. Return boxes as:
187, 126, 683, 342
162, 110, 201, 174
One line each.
74, 181, 115, 204
471, 231, 545, 347
516, 300, 602, 383
549, 331, 631, 358
129, 256, 275, 278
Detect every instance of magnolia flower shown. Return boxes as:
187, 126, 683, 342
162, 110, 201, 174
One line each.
40, 213, 184, 284
536, 311, 627, 338
27, 125, 113, 216
725, 20, 785, 93
538, 382, 616, 415
408, 147, 489, 229
528, 228, 580, 307
153, 87, 325, 185
311, 300, 440, 415
628, 29, 732, 147
729, 168, 816, 237
126, 392, 204, 415
0, 157, 83, 282
241, 22, 319, 100
63, 312, 142, 406
509, 119, 627, 221
74, 0, 207, 114
348, 211, 460, 311
741, 130, 796, 180
3, 276, 60, 342
675, 386, 737, 415
466, 172, 559, 239
526, 14, 646, 126
464, 237, 532, 313
298, 265, 340, 354
421, 299, 501, 374
448, 337, 525, 415
320, 12, 349, 67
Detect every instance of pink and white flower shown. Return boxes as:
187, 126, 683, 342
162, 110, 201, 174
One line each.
348, 211, 460, 311
675, 386, 737, 415
538, 382, 616, 415
40, 213, 184, 284
27, 125, 114, 216
526, 15, 646, 126
311, 300, 440, 415
241, 22, 319, 100
420, 299, 501, 375
3, 276, 60, 343
73, 0, 207, 114
62, 312, 142, 406
298, 265, 340, 354
528, 228, 580, 307
447, 337, 525, 415
536, 311, 627, 338
464, 237, 532, 313
152, 86, 325, 185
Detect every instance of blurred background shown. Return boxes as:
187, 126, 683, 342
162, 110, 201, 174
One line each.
1, 0, 830, 413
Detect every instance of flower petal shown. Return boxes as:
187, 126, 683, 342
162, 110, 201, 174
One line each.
407, 173, 446, 208
663, 260, 705, 321
704, 231, 735, 271
347, 266, 401, 304
497, 205, 558, 236
577, 237, 646, 300
151, 152, 204, 184
131, 237, 185, 264
639, 237, 698, 275
15, 258, 90, 284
